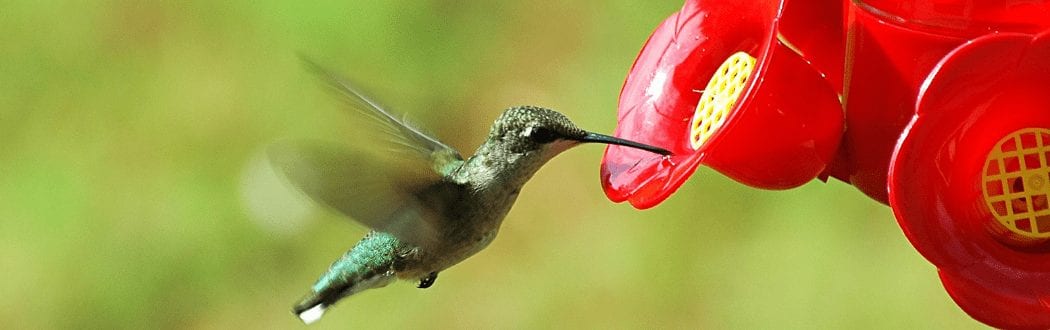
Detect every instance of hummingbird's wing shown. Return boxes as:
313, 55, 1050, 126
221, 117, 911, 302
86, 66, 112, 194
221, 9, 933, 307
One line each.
269, 141, 461, 249
301, 59, 465, 173
271, 61, 466, 248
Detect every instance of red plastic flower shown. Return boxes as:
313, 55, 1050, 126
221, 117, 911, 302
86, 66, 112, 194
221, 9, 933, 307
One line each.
600, 0, 841, 209
889, 32, 1050, 329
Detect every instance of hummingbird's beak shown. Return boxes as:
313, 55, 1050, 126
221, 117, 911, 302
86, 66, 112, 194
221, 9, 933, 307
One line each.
577, 132, 671, 156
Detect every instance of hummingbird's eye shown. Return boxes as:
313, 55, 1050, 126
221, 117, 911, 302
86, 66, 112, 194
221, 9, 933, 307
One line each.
525, 126, 558, 144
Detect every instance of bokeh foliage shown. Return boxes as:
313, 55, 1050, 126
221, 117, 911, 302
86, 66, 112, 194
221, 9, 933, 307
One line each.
0, 1, 982, 328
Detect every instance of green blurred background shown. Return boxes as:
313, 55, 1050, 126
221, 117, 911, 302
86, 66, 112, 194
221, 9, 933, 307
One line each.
0, 1, 984, 329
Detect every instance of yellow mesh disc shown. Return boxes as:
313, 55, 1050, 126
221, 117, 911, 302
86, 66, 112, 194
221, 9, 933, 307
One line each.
982, 128, 1050, 240
690, 52, 756, 150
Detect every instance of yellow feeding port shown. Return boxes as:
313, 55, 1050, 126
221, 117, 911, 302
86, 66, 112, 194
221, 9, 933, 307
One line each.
982, 128, 1050, 243
690, 51, 756, 150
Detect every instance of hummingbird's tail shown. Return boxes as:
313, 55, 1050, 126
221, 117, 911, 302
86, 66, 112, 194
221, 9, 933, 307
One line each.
292, 269, 396, 324
293, 299, 328, 325
292, 287, 337, 325
292, 232, 402, 324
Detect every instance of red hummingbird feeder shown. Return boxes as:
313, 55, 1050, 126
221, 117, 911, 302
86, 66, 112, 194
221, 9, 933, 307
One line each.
601, 0, 1050, 328
889, 32, 1050, 329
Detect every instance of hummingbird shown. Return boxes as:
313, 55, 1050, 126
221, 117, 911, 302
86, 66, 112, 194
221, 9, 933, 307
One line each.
271, 61, 670, 324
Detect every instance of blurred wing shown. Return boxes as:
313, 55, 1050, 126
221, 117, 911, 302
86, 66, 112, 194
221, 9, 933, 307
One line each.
269, 141, 461, 249
302, 58, 464, 173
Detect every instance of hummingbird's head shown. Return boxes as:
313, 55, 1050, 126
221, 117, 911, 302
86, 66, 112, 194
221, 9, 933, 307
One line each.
468, 105, 668, 187
488, 106, 670, 157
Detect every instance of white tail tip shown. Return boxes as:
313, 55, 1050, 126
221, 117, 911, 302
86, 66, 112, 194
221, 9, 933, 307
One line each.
298, 304, 327, 325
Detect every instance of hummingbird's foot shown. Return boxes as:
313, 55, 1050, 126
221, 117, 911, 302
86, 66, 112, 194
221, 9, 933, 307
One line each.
418, 272, 438, 289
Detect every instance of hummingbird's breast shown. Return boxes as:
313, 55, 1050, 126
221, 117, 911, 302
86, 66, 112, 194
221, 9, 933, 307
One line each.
404, 144, 551, 278
409, 155, 528, 276
420, 181, 519, 274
